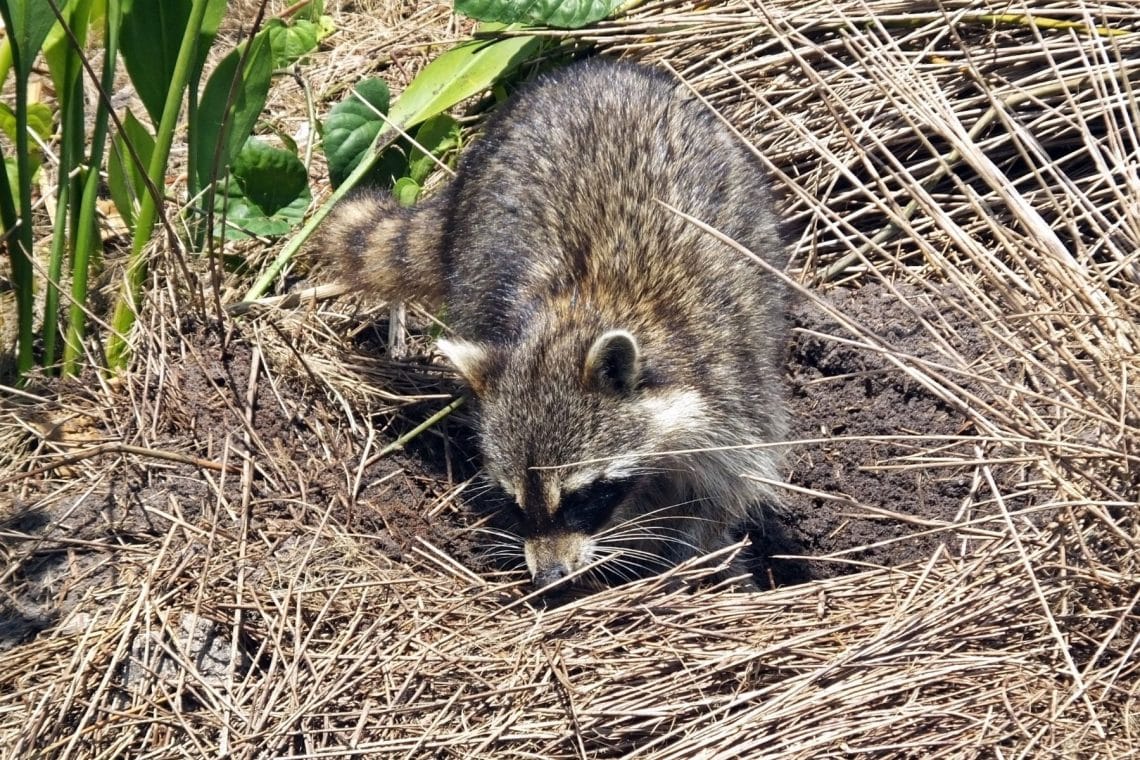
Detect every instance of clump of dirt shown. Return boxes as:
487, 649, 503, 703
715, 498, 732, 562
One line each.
756, 280, 1015, 585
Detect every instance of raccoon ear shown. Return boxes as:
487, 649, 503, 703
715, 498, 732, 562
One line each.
438, 338, 495, 395
585, 330, 641, 395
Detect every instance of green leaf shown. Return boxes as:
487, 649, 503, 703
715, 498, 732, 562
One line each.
198, 0, 229, 69
301, 0, 327, 21
266, 17, 328, 68
214, 137, 310, 240
407, 114, 460, 185
107, 110, 155, 231
455, 0, 624, 29
232, 137, 309, 215
43, 0, 96, 95
5, 158, 20, 202
392, 177, 421, 207
120, 0, 226, 126
0, 101, 53, 179
386, 32, 541, 129
194, 29, 274, 190
0, 101, 53, 144
322, 77, 391, 188
0, 0, 61, 79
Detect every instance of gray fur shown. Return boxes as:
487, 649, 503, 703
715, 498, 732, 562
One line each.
325, 58, 788, 588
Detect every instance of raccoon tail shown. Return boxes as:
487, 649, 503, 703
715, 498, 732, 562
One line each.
321, 189, 448, 306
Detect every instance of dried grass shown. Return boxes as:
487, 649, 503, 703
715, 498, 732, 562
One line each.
2, 0, 1138, 757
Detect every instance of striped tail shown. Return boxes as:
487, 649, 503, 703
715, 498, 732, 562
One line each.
321, 189, 448, 307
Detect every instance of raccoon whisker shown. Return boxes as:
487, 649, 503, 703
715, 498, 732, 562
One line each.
593, 547, 670, 571
600, 530, 692, 550
470, 525, 522, 540
588, 549, 661, 584
593, 535, 682, 562
471, 536, 524, 553
596, 500, 698, 530
618, 505, 728, 530
597, 520, 691, 542
605, 539, 704, 563
474, 532, 523, 549
599, 527, 706, 557
467, 479, 502, 495
599, 556, 671, 585
478, 537, 522, 550
591, 561, 641, 586
595, 505, 710, 540
479, 545, 523, 559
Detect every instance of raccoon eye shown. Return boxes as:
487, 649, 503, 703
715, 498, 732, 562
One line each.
559, 478, 632, 534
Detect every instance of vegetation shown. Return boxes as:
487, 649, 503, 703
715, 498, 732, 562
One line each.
0, 0, 552, 380
0, 1, 1136, 757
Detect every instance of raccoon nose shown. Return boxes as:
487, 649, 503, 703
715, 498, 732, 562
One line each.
532, 563, 570, 589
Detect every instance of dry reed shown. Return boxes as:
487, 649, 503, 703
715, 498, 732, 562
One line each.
1, 1, 1137, 757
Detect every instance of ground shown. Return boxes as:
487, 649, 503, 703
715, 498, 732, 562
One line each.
2, 276, 1008, 644
1, 2, 1136, 755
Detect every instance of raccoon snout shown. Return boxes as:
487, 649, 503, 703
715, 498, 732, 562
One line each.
532, 563, 571, 589
524, 533, 590, 589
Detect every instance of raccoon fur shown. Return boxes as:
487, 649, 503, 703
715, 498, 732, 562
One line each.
325, 58, 788, 589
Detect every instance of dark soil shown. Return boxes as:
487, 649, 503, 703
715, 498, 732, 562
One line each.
758, 280, 1004, 586
2, 280, 1009, 648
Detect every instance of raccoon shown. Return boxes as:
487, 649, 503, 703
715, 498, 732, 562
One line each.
325, 58, 788, 589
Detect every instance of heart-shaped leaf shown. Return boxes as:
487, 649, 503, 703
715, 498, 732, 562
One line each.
407, 114, 461, 185
214, 137, 310, 240
266, 17, 329, 68
322, 77, 391, 188
392, 177, 421, 207
232, 137, 309, 215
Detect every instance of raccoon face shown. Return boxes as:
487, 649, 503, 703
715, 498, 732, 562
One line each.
439, 326, 707, 588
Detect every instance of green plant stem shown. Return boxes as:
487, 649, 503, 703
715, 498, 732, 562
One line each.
0, 144, 21, 365
42, 2, 89, 371
106, 0, 213, 371
0, 143, 17, 241
64, 0, 120, 374
8, 68, 36, 374
371, 396, 465, 461
186, 60, 204, 245
41, 175, 71, 370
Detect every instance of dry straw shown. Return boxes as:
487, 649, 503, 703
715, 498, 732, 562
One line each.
2, 0, 1137, 757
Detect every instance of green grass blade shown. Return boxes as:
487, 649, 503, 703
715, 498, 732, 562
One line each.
41, 0, 93, 371
106, 0, 213, 371
119, 0, 225, 127
64, 0, 121, 374
106, 110, 154, 232
193, 30, 273, 193
0, 0, 61, 375
1, 1, 59, 79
